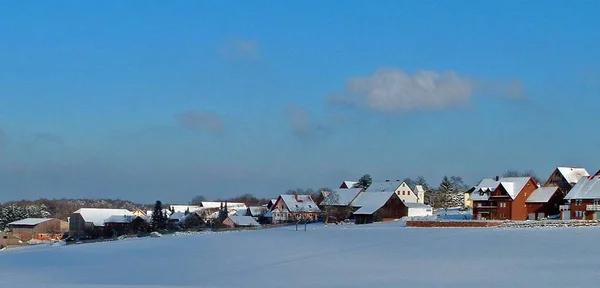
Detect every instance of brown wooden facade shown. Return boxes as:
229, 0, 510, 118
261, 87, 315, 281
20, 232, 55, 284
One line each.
354, 195, 407, 224
9, 219, 68, 241
525, 189, 563, 220
472, 178, 538, 221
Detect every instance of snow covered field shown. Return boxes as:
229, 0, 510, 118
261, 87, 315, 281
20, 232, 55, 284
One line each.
1, 222, 598, 287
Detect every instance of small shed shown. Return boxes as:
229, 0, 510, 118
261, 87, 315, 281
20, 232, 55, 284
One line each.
222, 216, 260, 229
7, 218, 68, 241
404, 203, 433, 217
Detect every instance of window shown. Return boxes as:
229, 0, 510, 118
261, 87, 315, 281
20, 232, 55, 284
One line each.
576, 200, 583, 205
594, 199, 600, 205
402, 191, 405, 195
499, 202, 507, 208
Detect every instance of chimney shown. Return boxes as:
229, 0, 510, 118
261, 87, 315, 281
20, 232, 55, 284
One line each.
495, 176, 500, 181
294, 193, 299, 202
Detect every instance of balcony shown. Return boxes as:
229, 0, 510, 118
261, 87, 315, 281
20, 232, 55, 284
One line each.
586, 205, 600, 211
559, 205, 570, 211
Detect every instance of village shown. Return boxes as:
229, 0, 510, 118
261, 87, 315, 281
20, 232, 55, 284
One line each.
2, 166, 600, 249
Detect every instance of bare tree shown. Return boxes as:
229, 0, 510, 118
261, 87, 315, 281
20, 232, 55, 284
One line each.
320, 190, 340, 224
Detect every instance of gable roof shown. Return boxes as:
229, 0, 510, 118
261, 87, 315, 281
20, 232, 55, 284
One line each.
470, 177, 532, 201
199, 202, 246, 209
526, 187, 560, 203
169, 212, 187, 222
365, 180, 406, 192
352, 192, 397, 215
277, 195, 321, 213
73, 208, 134, 227
404, 202, 432, 209
340, 181, 358, 188
227, 216, 260, 227
320, 188, 363, 206
556, 167, 590, 185
247, 206, 268, 217
564, 175, 600, 200
8, 218, 53, 226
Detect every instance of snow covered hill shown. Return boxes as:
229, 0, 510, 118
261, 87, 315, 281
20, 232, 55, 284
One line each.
0, 222, 598, 287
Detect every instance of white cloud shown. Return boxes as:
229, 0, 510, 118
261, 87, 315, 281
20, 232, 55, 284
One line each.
331, 68, 523, 112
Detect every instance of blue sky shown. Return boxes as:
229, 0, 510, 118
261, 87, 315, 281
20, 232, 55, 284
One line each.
0, 1, 599, 203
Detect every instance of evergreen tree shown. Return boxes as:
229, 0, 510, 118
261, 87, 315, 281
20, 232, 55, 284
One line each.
184, 207, 190, 215
435, 176, 454, 209
151, 201, 166, 231
353, 174, 373, 189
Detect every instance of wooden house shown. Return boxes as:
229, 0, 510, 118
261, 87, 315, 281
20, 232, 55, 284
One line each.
352, 192, 407, 224
471, 177, 538, 220
564, 171, 600, 220
69, 208, 134, 238
525, 187, 562, 220
104, 215, 148, 237
270, 194, 321, 224
7, 218, 68, 241
222, 216, 260, 229
544, 167, 589, 195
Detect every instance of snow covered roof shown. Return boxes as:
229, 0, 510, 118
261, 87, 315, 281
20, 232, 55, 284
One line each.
352, 192, 396, 215
404, 202, 432, 209
247, 206, 268, 217
321, 188, 363, 206
557, 167, 590, 185
8, 218, 53, 226
227, 216, 260, 227
526, 187, 560, 203
147, 209, 172, 218
104, 215, 140, 224
278, 195, 321, 213
73, 208, 134, 227
169, 205, 202, 213
169, 212, 187, 222
340, 181, 357, 188
200, 202, 246, 209
564, 176, 600, 200
470, 177, 532, 201
365, 181, 404, 192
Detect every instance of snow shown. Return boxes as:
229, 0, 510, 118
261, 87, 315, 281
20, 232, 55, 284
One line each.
322, 188, 363, 206
470, 177, 531, 200
7, 218, 52, 226
227, 216, 260, 226
565, 175, 600, 200
104, 215, 139, 224
73, 208, 134, 227
557, 167, 590, 184
0, 223, 598, 287
278, 195, 320, 213
526, 187, 559, 203
352, 192, 395, 215
365, 180, 403, 192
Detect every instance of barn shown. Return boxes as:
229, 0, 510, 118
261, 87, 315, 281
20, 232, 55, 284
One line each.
352, 192, 406, 224
7, 218, 68, 241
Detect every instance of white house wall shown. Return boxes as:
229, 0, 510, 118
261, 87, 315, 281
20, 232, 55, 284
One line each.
395, 182, 418, 203
407, 207, 433, 217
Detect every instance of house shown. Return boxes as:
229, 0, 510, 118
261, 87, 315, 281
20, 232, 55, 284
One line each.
366, 180, 421, 203
351, 192, 406, 224
168, 212, 187, 223
544, 167, 589, 195
470, 177, 538, 220
270, 195, 321, 224
413, 185, 426, 204
564, 172, 600, 220
267, 199, 277, 210
169, 205, 202, 214
525, 187, 562, 220
182, 211, 206, 229
246, 206, 268, 220
69, 208, 134, 238
7, 218, 68, 241
147, 209, 172, 219
404, 202, 434, 217
132, 209, 147, 217
339, 181, 357, 189
104, 215, 148, 237
317, 188, 363, 207
464, 188, 474, 208
222, 216, 260, 229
